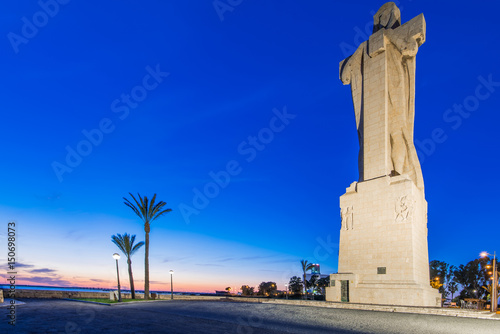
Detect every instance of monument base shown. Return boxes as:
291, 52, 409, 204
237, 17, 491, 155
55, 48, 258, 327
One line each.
325, 175, 441, 307
325, 276, 441, 306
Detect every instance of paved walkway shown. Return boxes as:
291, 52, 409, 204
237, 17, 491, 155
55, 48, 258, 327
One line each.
0, 299, 498, 333
2, 296, 497, 320
0, 299, 26, 307
145, 295, 500, 320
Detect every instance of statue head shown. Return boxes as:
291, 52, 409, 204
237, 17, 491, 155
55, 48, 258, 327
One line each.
373, 2, 401, 33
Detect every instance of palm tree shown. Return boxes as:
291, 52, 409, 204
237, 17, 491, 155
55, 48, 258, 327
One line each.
301, 259, 314, 300
111, 233, 144, 299
123, 193, 172, 300
448, 281, 459, 301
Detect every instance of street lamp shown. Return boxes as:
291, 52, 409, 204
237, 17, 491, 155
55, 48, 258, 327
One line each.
285, 284, 288, 300
481, 251, 498, 313
169, 270, 174, 300
112, 253, 122, 302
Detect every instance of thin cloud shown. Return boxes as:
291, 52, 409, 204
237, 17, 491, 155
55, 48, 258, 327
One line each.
35, 192, 62, 202
266, 257, 297, 264
239, 255, 273, 261
21, 276, 72, 286
196, 263, 224, 267
15, 263, 35, 268
30, 268, 57, 274
259, 269, 285, 273
65, 230, 85, 242
162, 256, 191, 263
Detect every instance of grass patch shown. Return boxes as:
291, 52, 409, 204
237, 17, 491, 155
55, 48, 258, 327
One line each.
72, 298, 148, 304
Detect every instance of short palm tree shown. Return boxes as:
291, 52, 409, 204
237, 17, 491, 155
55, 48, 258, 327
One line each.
123, 193, 172, 300
111, 233, 144, 299
301, 259, 315, 300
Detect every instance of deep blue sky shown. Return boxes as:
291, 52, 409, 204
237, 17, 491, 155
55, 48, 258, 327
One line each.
1, 1, 499, 292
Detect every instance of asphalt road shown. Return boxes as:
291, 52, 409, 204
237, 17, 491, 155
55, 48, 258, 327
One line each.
0, 299, 498, 334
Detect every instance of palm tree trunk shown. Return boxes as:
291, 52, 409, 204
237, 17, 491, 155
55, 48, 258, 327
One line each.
145, 229, 150, 300
303, 273, 307, 300
128, 258, 135, 299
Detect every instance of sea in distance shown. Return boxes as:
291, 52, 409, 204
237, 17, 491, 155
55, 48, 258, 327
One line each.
0, 285, 211, 295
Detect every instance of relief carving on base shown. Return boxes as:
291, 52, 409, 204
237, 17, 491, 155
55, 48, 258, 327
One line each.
395, 195, 414, 222
341, 206, 353, 230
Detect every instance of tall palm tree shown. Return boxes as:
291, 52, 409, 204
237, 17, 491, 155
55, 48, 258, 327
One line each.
111, 233, 144, 299
123, 193, 172, 300
301, 259, 314, 300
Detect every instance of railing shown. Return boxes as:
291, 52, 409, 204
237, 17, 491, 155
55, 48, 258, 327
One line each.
460, 300, 481, 310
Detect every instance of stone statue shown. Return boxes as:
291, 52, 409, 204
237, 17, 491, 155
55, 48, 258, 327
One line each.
327, 3, 441, 308
340, 2, 425, 189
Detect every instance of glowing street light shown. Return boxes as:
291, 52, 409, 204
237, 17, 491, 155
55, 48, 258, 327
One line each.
112, 253, 122, 302
169, 270, 174, 300
480, 251, 498, 313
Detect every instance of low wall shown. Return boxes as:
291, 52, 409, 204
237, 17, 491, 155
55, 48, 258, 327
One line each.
0, 289, 214, 300
6, 289, 110, 299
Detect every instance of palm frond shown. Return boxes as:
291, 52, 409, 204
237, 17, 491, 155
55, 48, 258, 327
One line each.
148, 193, 157, 219
124, 192, 172, 225
300, 259, 315, 272
111, 233, 144, 258
131, 241, 145, 255
111, 234, 126, 254
138, 193, 147, 216
124, 199, 142, 219
152, 206, 172, 222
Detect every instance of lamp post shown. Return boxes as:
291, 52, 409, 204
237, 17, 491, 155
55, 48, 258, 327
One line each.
285, 284, 288, 300
169, 270, 174, 300
112, 253, 122, 302
481, 251, 498, 313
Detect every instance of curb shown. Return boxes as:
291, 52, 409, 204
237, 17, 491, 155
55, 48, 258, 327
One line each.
0, 299, 26, 307
62, 298, 112, 306
261, 300, 500, 320
63, 298, 171, 306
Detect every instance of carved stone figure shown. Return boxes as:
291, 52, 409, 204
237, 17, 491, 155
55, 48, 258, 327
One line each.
339, 2, 425, 189
341, 206, 353, 230
395, 195, 413, 222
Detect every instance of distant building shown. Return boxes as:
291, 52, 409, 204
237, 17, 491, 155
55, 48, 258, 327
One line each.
306, 264, 329, 280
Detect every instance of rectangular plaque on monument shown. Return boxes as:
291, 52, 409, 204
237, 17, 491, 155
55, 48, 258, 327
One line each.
325, 2, 441, 307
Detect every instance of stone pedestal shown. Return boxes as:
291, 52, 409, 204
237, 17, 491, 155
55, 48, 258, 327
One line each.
109, 291, 119, 301
325, 175, 441, 306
